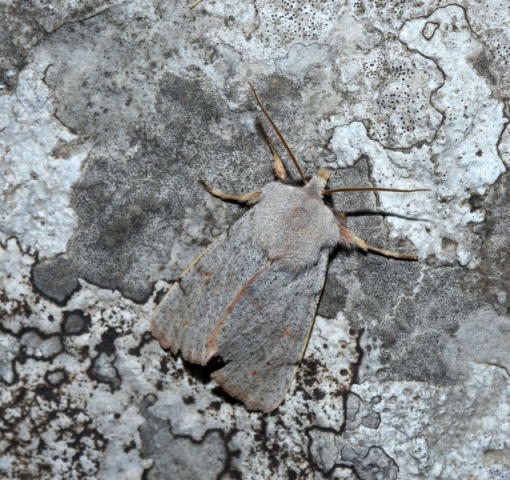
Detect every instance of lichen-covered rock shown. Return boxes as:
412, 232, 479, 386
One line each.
1, 0, 509, 478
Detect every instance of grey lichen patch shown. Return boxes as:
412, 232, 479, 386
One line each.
87, 324, 122, 389
32, 256, 80, 304
441, 306, 510, 378
276, 44, 331, 85
45, 368, 67, 387
471, 50, 498, 86
342, 364, 510, 478
0, 19, 30, 92
309, 428, 398, 479
63, 310, 91, 336
308, 429, 337, 473
0, 0, 119, 91
33, 69, 268, 302
460, 171, 510, 315
354, 263, 479, 385
464, 1, 510, 99
140, 411, 227, 480
344, 393, 381, 431
311, 364, 510, 478
19, 330, 63, 360
319, 10, 443, 149
215, 0, 344, 47
0, 333, 19, 384
88, 352, 122, 390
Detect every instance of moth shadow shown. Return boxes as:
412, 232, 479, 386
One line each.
179, 355, 240, 406
344, 209, 431, 222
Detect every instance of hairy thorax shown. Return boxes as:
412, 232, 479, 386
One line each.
250, 178, 341, 271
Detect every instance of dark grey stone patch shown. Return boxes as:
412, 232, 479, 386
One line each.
33, 15, 273, 301
0, 0, 118, 92
461, 171, 510, 316
32, 256, 80, 304
319, 155, 400, 319
63, 310, 91, 336
140, 411, 227, 480
317, 272, 348, 319
88, 352, 121, 390
336, 246, 482, 385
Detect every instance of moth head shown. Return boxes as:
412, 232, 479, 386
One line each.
315, 168, 331, 190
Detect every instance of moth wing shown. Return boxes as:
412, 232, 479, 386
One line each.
151, 211, 266, 365
207, 251, 329, 413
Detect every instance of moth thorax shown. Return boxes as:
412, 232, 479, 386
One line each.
251, 182, 341, 272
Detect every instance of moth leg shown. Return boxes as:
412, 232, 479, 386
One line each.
200, 180, 262, 205
258, 122, 287, 180
335, 211, 348, 226
339, 225, 418, 260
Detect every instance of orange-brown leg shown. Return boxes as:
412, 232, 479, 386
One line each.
200, 180, 261, 205
339, 225, 418, 260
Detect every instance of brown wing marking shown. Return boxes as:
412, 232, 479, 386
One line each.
205, 262, 270, 362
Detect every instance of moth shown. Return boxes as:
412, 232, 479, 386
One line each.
152, 84, 426, 413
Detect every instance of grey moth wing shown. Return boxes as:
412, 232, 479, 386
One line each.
151, 211, 266, 365
206, 250, 329, 413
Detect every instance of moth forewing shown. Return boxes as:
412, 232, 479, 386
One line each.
151, 212, 266, 366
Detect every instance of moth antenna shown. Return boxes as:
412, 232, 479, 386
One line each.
189, 0, 203, 7
323, 187, 430, 195
248, 82, 308, 185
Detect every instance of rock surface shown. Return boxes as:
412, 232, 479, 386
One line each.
1, 0, 509, 478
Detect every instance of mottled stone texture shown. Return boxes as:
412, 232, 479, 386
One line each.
1, 0, 509, 479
